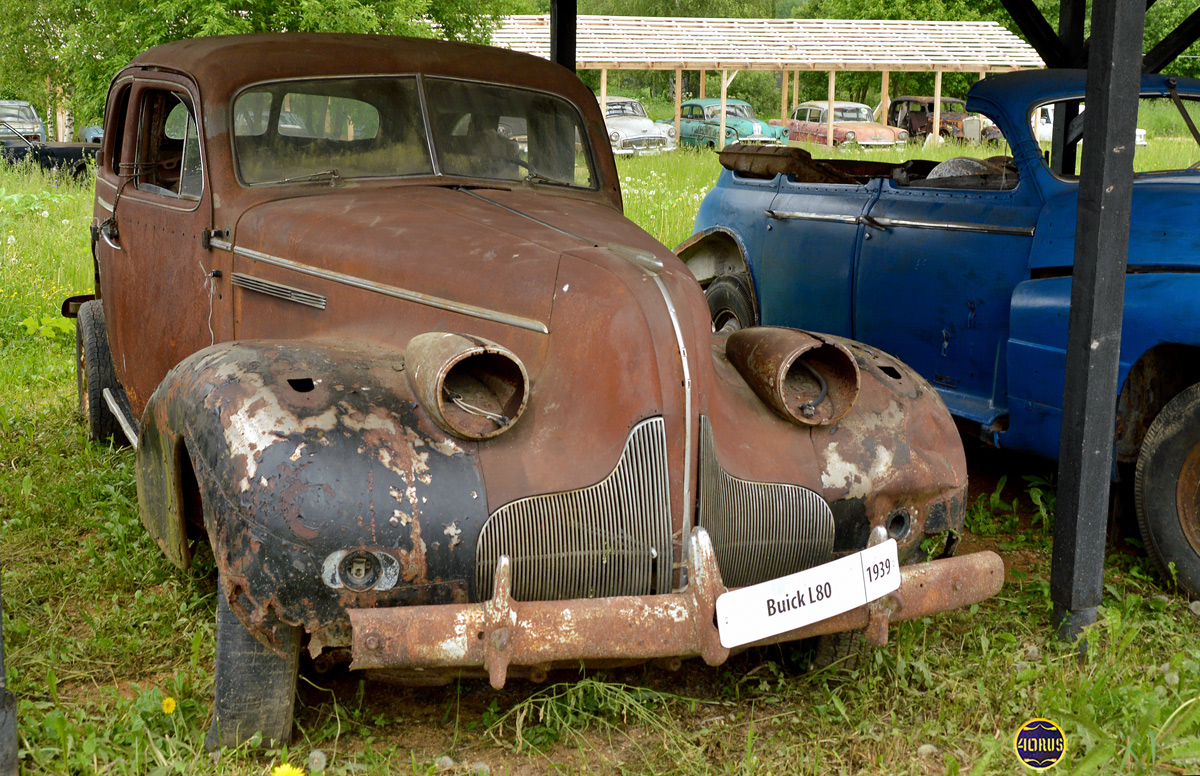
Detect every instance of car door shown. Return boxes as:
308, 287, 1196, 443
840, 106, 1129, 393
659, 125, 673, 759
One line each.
756, 174, 880, 336
96, 75, 216, 415
852, 166, 1040, 424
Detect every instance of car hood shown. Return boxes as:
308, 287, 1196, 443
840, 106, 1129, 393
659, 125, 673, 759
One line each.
607, 116, 662, 136
838, 122, 896, 139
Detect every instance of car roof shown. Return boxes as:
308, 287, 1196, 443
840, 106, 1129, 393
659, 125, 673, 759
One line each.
891, 96, 965, 105
602, 96, 641, 104
126, 33, 582, 100
967, 69, 1200, 117
685, 98, 751, 107
798, 101, 870, 110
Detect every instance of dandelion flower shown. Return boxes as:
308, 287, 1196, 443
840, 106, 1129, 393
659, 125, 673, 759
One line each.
40, 210, 49, 218
5, 235, 14, 245
273, 765, 306, 776
162, 696, 176, 714
61, 219, 70, 225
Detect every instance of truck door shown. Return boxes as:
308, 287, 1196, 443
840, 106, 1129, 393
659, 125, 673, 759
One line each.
757, 174, 879, 336
95, 76, 215, 416
853, 165, 1039, 425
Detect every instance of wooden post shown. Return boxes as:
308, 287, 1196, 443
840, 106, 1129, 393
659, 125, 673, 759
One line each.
674, 67, 682, 138
932, 70, 943, 145
781, 69, 789, 121
979, 70, 987, 82
826, 70, 836, 148
699, 70, 706, 98
878, 70, 890, 122
600, 68, 608, 118
793, 71, 800, 109
719, 69, 728, 149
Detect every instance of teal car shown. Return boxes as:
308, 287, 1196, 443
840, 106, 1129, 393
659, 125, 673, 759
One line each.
668, 98, 786, 149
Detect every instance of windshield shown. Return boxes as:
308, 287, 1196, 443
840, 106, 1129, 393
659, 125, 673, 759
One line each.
705, 104, 753, 119
233, 76, 596, 189
833, 107, 872, 122
0, 105, 36, 122
606, 101, 647, 118
1036, 94, 1200, 175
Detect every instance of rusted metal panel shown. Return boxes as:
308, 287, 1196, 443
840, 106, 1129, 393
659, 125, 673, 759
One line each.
349, 528, 1003, 687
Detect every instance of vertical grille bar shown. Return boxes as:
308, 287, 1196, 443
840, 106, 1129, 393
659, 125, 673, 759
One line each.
476, 418, 672, 601
698, 416, 834, 588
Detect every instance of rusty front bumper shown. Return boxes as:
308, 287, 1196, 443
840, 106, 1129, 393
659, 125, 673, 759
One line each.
349, 528, 1003, 688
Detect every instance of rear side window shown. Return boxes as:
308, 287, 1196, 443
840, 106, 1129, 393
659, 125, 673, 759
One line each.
134, 90, 203, 200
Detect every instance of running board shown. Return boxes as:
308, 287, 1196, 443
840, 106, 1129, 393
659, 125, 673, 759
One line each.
102, 387, 140, 450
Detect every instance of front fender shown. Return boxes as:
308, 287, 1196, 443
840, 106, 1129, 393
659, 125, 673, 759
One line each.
137, 340, 488, 650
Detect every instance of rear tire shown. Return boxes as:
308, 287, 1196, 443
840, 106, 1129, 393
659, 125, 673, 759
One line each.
1135, 383, 1200, 597
76, 300, 124, 444
705, 275, 755, 333
812, 630, 865, 672
205, 577, 300, 750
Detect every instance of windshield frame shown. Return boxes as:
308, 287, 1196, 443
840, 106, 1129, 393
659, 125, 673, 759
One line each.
230, 73, 601, 191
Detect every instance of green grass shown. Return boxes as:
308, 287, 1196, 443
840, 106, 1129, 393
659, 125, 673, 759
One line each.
1, 158, 1199, 775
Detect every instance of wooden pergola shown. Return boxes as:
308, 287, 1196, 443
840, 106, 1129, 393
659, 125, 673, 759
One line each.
493, 15, 1045, 148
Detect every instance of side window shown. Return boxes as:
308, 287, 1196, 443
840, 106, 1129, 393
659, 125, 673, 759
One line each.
108, 85, 132, 176
135, 90, 202, 200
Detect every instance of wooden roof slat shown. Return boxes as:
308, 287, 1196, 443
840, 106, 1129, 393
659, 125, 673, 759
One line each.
491, 14, 1045, 72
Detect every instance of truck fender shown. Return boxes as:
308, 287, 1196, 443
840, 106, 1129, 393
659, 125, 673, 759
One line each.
676, 227, 761, 324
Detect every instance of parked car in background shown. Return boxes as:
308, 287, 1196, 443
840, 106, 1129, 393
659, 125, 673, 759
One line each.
772, 101, 907, 146
77, 125, 104, 143
66, 32, 1001, 750
676, 98, 785, 148
887, 96, 1002, 142
681, 69, 1200, 596
602, 95, 676, 155
0, 100, 48, 142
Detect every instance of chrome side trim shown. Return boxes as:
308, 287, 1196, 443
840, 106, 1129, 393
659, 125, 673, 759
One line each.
476, 417, 673, 601
102, 388, 140, 451
97, 196, 115, 213
231, 246, 549, 334
697, 417, 833, 588
651, 272, 693, 542
863, 215, 1034, 237
231, 272, 327, 310
208, 238, 233, 252
765, 209, 861, 224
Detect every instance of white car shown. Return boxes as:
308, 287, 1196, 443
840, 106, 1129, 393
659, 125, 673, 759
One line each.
602, 96, 676, 156
1033, 104, 1147, 145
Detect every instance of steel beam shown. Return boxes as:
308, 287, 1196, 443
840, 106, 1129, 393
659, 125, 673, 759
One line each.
1051, 0, 1146, 644
550, 0, 577, 73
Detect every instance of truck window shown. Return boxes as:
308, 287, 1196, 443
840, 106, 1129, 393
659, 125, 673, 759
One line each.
134, 91, 202, 200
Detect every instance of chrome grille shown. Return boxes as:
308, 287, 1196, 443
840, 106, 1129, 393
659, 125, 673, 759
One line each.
628, 137, 666, 149
698, 416, 833, 587
476, 418, 672, 601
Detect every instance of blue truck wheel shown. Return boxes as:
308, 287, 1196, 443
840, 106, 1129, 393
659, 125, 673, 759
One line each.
1135, 383, 1200, 598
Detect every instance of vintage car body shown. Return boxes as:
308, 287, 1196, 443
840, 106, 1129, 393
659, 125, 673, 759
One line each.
0, 100, 47, 142
887, 96, 994, 142
69, 33, 1000, 747
602, 96, 676, 155
771, 101, 907, 146
676, 98, 786, 148
682, 69, 1200, 596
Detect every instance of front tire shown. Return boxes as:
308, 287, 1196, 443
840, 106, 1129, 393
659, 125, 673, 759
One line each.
1135, 383, 1200, 597
76, 300, 124, 444
206, 577, 301, 750
705, 275, 756, 333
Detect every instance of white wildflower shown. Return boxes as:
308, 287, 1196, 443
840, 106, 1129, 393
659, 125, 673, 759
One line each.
40, 210, 49, 218
5, 235, 14, 245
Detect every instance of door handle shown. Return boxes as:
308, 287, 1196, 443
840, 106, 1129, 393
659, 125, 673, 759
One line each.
861, 215, 885, 231
99, 218, 122, 251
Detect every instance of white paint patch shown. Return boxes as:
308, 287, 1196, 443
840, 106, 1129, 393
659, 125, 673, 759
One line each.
666, 602, 689, 623
444, 522, 462, 548
289, 443, 307, 462
821, 443, 872, 500
868, 446, 894, 482
562, 283, 569, 292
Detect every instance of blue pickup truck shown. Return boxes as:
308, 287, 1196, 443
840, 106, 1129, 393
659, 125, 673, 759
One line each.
679, 69, 1200, 595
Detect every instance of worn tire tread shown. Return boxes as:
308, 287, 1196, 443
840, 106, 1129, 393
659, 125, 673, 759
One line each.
76, 300, 123, 444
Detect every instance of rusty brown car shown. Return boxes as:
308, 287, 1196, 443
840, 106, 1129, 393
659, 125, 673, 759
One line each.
65, 33, 1002, 749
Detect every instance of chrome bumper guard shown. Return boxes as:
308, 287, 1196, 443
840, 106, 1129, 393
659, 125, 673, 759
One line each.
349, 528, 1003, 688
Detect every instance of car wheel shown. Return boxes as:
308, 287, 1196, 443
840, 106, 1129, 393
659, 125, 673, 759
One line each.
705, 275, 755, 333
205, 576, 301, 750
76, 300, 124, 444
1135, 384, 1200, 597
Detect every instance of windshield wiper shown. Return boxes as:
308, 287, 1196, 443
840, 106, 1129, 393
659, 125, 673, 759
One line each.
263, 168, 343, 186
523, 170, 570, 187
